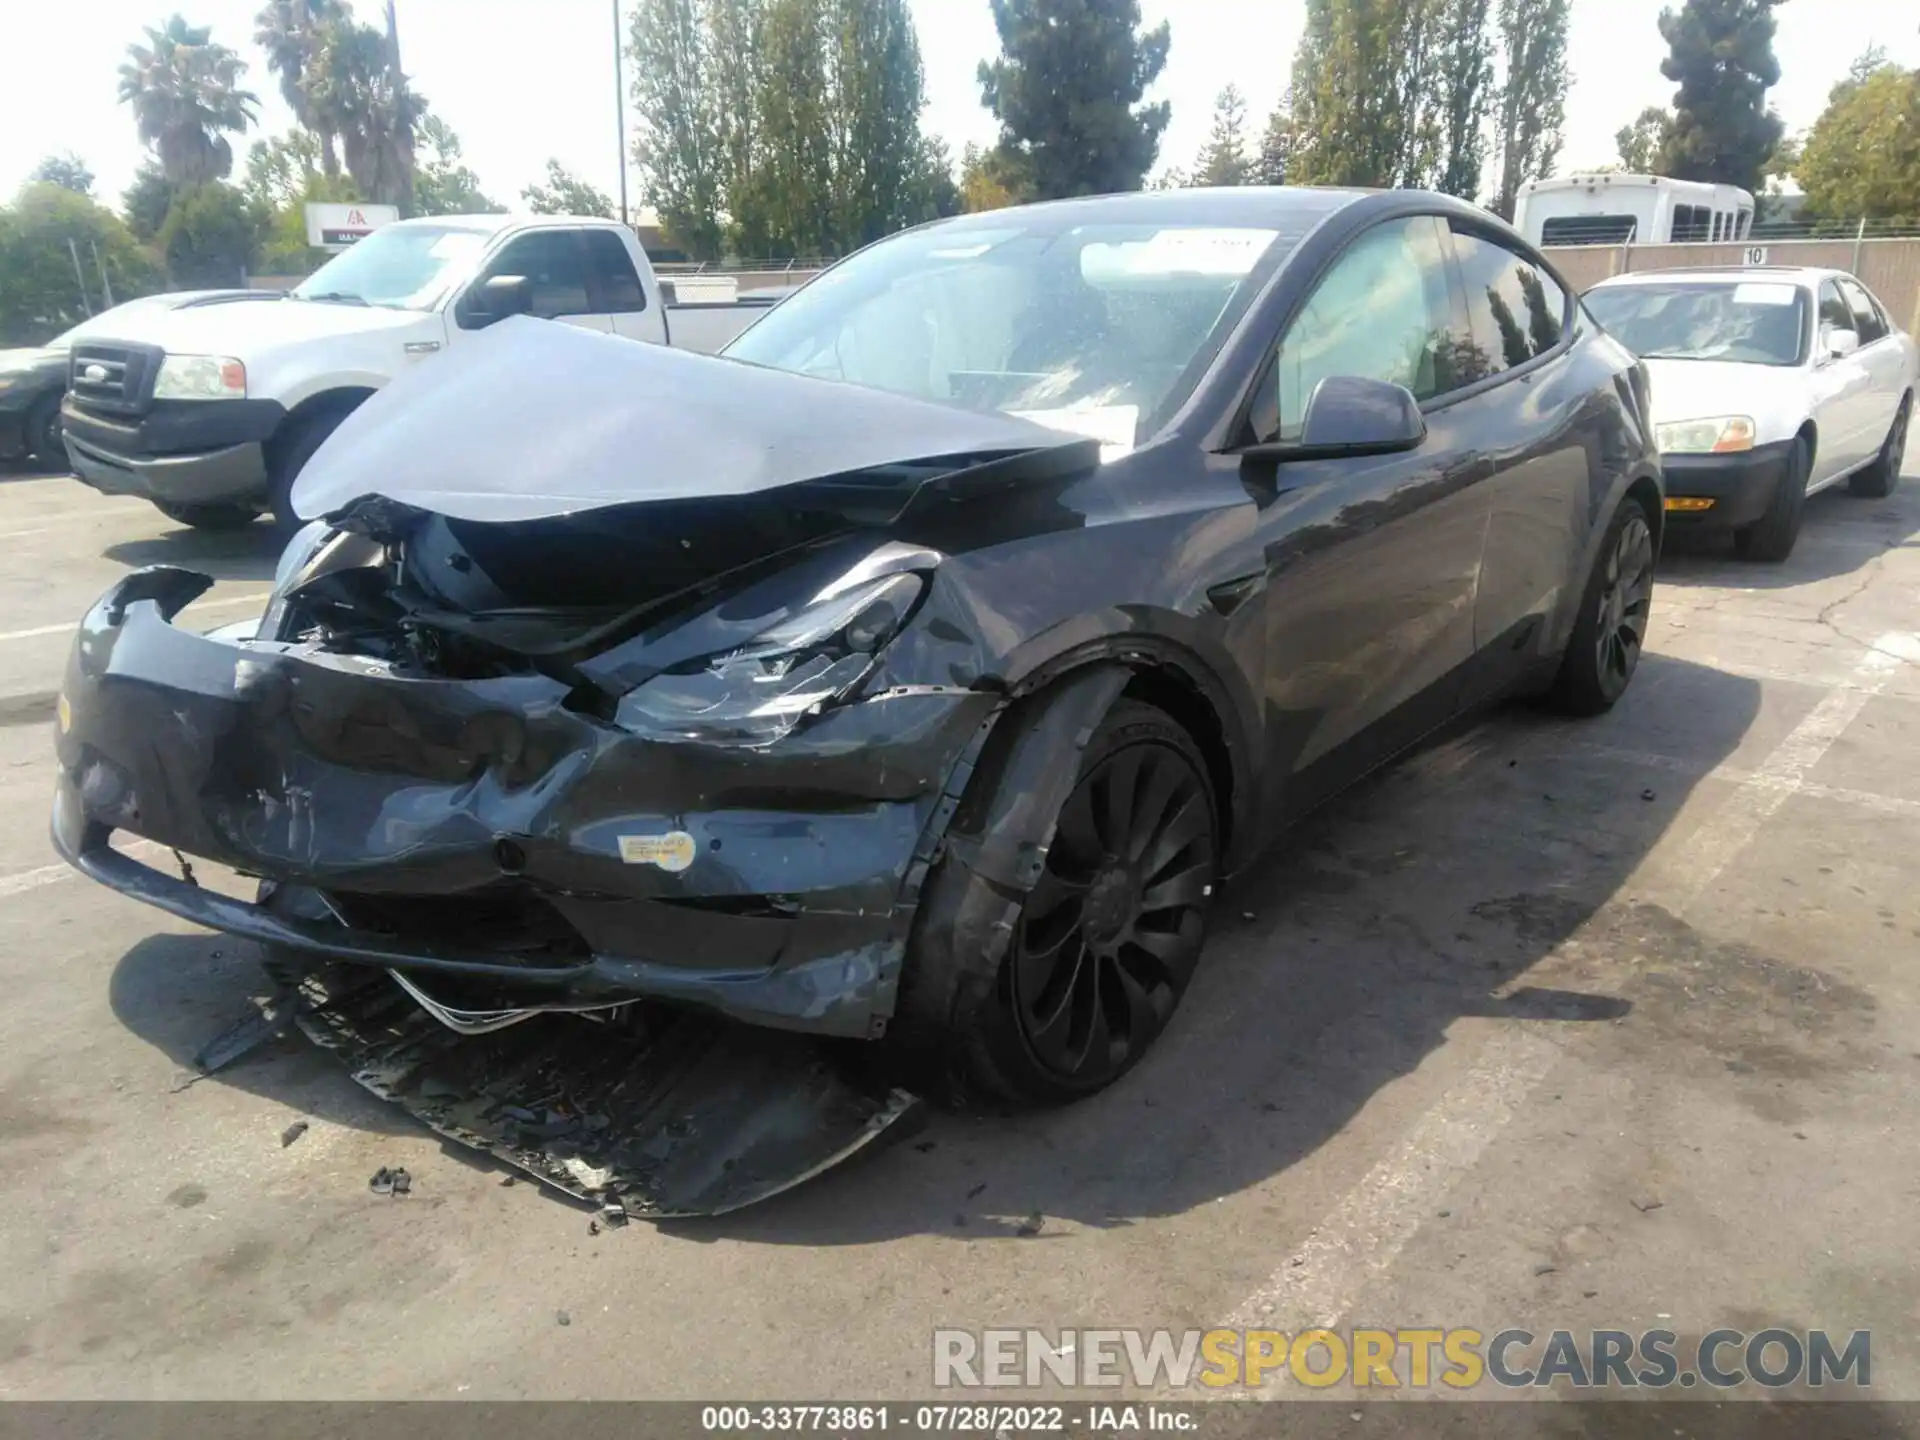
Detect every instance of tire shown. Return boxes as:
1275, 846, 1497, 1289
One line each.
1850, 393, 1911, 500
1547, 496, 1656, 717
267, 410, 349, 532
27, 394, 64, 470
154, 499, 260, 530
1733, 435, 1810, 563
885, 698, 1221, 1111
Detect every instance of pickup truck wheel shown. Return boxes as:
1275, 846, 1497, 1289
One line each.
154, 500, 261, 530
27, 394, 64, 470
1851, 394, 1911, 499
885, 699, 1219, 1111
267, 411, 348, 532
1733, 435, 1810, 562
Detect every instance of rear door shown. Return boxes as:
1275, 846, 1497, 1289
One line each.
1838, 277, 1906, 450
1243, 214, 1497, 817
454, 229, 612, 336
1446, 222, 1597, 688
1814, 280, 1877, 475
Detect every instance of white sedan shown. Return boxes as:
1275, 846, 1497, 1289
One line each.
1584, 267, 1916, 560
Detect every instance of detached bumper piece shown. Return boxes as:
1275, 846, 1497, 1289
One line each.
293, 968, 917, 1218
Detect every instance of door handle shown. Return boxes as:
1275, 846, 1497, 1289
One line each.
1207, 572, 1268, 617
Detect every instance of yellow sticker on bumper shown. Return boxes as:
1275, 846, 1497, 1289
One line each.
618, 831, 697, 872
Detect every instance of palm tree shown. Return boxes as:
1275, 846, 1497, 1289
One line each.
306, 14, 422, 210
118, 15, 259, 186
253, 0, 347, 177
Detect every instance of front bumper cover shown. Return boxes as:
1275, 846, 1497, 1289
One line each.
53, 567, 999, 1038
61, 397, 283, 506
1660, 440, 1796, 531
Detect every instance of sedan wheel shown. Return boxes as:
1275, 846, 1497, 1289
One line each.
1851, 394, 1911, 499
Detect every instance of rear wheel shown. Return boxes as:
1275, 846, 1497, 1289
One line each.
1850, 394, 1911, 499
1547, 496, 1655, 717
27, 394, 64, 469
887, 698, 1220, 1110
154, 499, 260, 530
1733, 435, 1810, 562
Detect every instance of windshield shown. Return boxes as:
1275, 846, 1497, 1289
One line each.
724, 220, 1287, 449
291, 225, 492, 310
1584, 281, 1809, 367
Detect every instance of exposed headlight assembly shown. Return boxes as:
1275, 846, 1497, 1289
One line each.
616, 572, 925, 747
1656, 415, 1755, 454
154, 354, 247, 401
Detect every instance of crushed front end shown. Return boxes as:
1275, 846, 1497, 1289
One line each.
51, 490, 1010, 1040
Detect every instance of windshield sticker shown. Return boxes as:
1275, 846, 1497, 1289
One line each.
619, 831, 698, 872
1011, 404, 1140, 461
1081, 228, 1277, 281
427, 233, 487, 261
1732, 283, 1797, 307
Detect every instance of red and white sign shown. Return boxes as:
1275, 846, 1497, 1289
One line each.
305, 202, 400, 252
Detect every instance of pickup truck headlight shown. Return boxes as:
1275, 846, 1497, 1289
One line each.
1656, 416, 1755, 454
615, 572, 925, 747
154, 354, 247, 401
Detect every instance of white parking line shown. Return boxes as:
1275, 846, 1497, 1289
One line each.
1210, 633, 1913, 1392
0, 591, 268, 644
0, 839, 163, 900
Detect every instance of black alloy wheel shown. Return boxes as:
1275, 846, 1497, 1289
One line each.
1009, 734, 1217, 1088
1593, 507, 1655, 701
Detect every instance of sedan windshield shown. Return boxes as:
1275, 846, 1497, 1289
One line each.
290, 225, 493, 310
1584, 281, 1809, 367
724, 221, 1288, 447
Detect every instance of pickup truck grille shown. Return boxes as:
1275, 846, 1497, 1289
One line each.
69, 342, 162, 418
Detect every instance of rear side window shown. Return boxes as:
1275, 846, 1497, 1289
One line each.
1450, 226, 1568, 373
582, 230, 648, 313
1837, 278, 1889, 344
1249, 216, 1472, 443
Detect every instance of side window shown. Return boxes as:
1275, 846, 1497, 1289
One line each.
1818, 282, 1856, 337
475, 231, 590, 321
581, 230, 647, 313
1249, 216, 1468, 444
1838, 279, 1889, 345
1450, 225, 1568, 374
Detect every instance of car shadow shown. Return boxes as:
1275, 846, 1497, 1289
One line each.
103, 648, 1763, 1238
103, 525, 281, 584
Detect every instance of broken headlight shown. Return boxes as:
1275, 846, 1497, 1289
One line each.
615, 572, 924, 746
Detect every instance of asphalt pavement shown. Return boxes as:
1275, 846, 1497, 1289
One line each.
0, 451, 1917, 1406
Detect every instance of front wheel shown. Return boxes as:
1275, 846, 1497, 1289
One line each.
27, 395, 64, 470
1733, 436, 1810, 562
267, 410, 350, 532
1547, 496, 1655, 717
886, 698, 1220, 1110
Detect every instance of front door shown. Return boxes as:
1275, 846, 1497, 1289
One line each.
455, 229, 614, 338
1242, 215, 1496, 821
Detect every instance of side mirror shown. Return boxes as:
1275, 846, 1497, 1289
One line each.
467, 274, 533, 327
1238, 376, 1427, 462
1826, 328, 1861, 360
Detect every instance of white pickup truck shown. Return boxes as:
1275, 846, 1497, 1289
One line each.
60, 214, 776, 529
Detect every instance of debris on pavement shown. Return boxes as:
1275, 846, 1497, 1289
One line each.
1017, 1210, 1044, 1237
279, 1120, 309, 1148
1631, 1196, 1664, 1213
556, 1310, 571, 1327
369, 1166, 413, 1197
191, 987, 303, 1074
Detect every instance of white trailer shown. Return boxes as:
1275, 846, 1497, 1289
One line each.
1515, 174, 1755, 248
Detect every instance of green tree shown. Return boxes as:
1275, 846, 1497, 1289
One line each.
158, 181, 259, 286
825, 0, 932, 246
522, 160, 615, 217
958, 140, 1024, 211
412, 114, 502, 216
242, 129, 361, 271
1615, 106, 1673, 172
1253, 103, 1296, 185
752, 0, 835, 254
306, 13, 422, 211
708, 0, 769, 254
122, 161, 176, 242
1433, 0, 1495, 198
906, 135, 961, 222
1287, 0, 1444, 188
0, 183, 164, 344
1490, 0, 1570, 218
29, 155, 96, 197
253, 0, 348, 178
1194, 85, 1251, 186
977, 0, 1172, 199
1655, 0, 1785, 193
118, 15, 260, 185
630, 0, 724, 259
1796, 61, 1920, 222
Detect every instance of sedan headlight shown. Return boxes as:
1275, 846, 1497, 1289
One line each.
154, 354, 247, 401
1656, 415, 1755, 454
616, 572, 925, 747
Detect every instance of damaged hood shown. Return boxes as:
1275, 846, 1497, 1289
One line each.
291, 317, 1084, 523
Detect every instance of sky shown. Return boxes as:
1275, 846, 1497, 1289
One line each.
2, 0, 1917, 222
